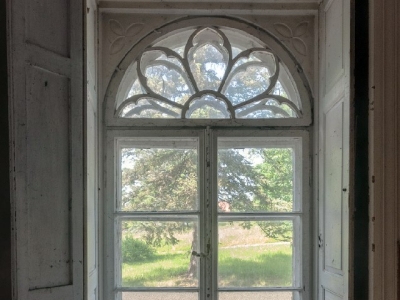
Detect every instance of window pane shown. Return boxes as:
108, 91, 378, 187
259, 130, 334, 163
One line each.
218, 221, 293, 288
120, 220, 199, 287
186, 95, 230, 119
218, 146, 295, 212
121, 98, 181, 119
189, 38, 228, 91
120, 146, 199, 211
121, 292, 198, 300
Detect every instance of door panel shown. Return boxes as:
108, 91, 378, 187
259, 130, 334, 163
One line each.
8, 0, 84, 298
26, 66, 72, 290
318, 0, 351, 298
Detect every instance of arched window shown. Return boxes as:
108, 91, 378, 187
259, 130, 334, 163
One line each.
105, 18, 312, 127
104, 17, 312, 300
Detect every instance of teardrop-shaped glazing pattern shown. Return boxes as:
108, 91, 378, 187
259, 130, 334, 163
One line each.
187, 28, 229, 92
140, 50, 193, 103
189, 44, 227, 91
224, 64, 271, 105
144, 65, 191, 104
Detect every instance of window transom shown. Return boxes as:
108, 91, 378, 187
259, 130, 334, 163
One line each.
114, 26, 305, 121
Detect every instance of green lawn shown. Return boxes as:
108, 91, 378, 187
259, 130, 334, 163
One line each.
122, 225, 293, 287
218, 245, 292, 287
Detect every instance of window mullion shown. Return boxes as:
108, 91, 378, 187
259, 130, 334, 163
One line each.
200, 128, 211, 300
208, 128, 219, 300
201, 127, 217, 300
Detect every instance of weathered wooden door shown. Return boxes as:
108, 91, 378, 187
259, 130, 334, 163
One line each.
8, 0, 85, 299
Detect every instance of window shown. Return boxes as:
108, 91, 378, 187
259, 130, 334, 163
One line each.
104, 19, 312, 300
115, 27, 301, 120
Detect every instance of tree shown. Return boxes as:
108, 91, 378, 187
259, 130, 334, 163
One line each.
121, 147, 263, 277
120, 145, 294, 279
255, 148, 294, 242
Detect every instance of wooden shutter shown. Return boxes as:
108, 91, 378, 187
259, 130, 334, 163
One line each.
8, 0, 84, 299
318, 0, 351, 299
86, 0, 99, 299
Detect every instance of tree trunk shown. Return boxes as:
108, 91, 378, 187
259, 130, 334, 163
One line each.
188, 223, 198, 278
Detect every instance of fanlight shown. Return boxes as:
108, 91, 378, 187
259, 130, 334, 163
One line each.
115, 27, 302, 119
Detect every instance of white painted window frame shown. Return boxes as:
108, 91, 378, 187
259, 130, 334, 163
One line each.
101, 14, 315, 300
104, 128, 311, 300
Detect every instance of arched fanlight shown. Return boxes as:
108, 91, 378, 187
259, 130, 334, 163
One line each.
115, 27, 303, 120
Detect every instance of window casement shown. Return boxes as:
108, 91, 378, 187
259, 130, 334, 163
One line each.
103, 17, 313, 300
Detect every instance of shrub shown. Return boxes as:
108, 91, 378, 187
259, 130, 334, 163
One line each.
122, 236, 155, 263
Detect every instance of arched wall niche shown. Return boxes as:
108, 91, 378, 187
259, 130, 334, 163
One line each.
104, 16, 313, 127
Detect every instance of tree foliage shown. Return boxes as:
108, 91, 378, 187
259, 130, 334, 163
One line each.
122, 235, 155, 262
121, 146, 294, 244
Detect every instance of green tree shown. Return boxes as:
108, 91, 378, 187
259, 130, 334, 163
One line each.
121, 147, 263, 277
121, 145, 294, 279
255, 148, 294, 242
256, 148, 293, 211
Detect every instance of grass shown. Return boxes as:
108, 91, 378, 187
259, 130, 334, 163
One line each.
122, 224, 293, 287
122, 254, 195, 287
218, 246, 292, 287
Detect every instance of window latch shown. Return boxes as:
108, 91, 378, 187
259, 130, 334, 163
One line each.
191, 250, 204, 257
192, 247, 210, 258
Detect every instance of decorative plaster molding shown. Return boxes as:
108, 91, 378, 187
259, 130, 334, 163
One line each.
108, 19, 144, 55
273, 21, 309, 56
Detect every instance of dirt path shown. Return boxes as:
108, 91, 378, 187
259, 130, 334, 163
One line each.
220, 241, 290, 249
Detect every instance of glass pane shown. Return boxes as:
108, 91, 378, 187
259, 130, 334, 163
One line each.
219, 292, 294, 300
220, 28, 264, 54
121, 292, 198, 300
189, 43, 227, 91
120, 146, 198, 211
126, 78, 143, 100
120, 220, 199, 287
153, 29, 196, 56
120, 98, 181, 118
235, 99, 296, 119
186, 95, 230, 119
224, 66, 271, 105
218, 221, 293, 287
275, 63, 301, 109
223, 52, 275, 106
218, 146, 294, 212
143, 62, 192, 104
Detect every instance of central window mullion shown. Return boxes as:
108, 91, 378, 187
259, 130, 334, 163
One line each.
209, 128, 219, 300
201, 127, 216, 300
